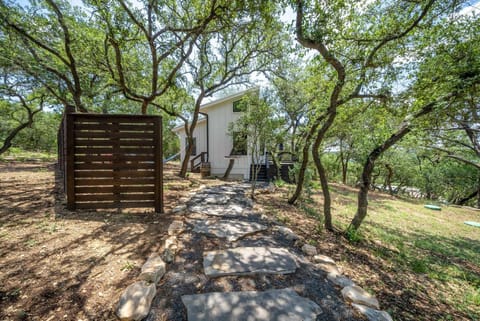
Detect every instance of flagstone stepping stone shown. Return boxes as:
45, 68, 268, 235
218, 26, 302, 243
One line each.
189, 204, 247, 216
352, 303, 393, 321
341, 285, 379, 309
181, 288, 322, 321
193, 220, 267, 241
116, 281, 156, 321
203, 247, 298, 277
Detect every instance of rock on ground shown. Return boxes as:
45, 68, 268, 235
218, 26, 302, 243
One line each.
327, 273, 355, 288
352, 304, 393, 321
116, 281, 156, 321
341, 286, 379, 309
302, 244, 318, 256
313, 254, 335, 264
139, 256, 166, 283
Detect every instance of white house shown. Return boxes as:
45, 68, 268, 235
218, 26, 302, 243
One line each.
172, 88, 258, 180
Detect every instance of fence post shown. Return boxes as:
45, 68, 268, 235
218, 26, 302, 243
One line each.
154, 116, 163, 213
65, 113, 76, 210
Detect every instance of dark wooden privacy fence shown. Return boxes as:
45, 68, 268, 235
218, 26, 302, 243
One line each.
58, 113, 163, 212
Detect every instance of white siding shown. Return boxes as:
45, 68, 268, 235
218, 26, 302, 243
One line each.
174, 93, 254, 179
205, 100, 250, 179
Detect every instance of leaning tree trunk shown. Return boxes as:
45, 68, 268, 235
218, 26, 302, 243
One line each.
223, 159, 235, 179
349, 100, 437, 231
456, 190, 479, 205
0, 98, 42, 155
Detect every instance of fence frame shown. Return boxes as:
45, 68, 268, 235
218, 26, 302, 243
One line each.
58, 112, 163, 213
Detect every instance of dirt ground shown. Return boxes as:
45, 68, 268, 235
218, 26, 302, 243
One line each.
0, 162, 205, 321
1, 161, 478, 321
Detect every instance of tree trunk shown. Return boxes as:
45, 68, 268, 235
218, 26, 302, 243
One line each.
456, 190, 479, 205
141, 100, 149, 115
179, 90, 206, 178
476, 175, 480, 209
313, 149, 333, 231
223, 159, 235, 179
0, 100, 42, 155
179, 134, 194, 178
385, 164, 394, 195
348, 100, 437, 231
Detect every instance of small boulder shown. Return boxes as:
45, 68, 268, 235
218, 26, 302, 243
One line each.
352, 303, 393, 321
116, 281, 156, 321
163, 248, 175, 263
301, 244, 318, 256
327, 273, 355, 287
168, 220, 184, 236
313, 254, 335, 264
273, 226, 300, 241
316, 262, 341, 276
139, 255, 166, 283
341, 286, 379, 309
165, 236, 178, 250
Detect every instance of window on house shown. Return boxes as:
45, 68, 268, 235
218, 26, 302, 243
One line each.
185, 137, 196, 156
231, 132, 247, 155
233, 100, 246, 112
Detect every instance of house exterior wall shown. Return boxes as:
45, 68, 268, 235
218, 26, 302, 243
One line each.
205, 100, 250, 179
173, 93, 252, 179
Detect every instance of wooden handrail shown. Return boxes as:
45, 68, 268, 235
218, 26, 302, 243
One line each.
190, 152, 207, 171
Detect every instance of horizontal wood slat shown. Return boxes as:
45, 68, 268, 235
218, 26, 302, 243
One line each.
75, 186, 155, 194
74, 178, 156, 186
75, 201, 156, 209
74, 123, 154, 132
74, 147, 155, 154
74, 139, 155, 147
76, 193, 154, 202
75, 131, 155, 139
75, 155, 155, 162
74, 170, 155, 178
74, 114, 157, 122
75, 163, 155, 170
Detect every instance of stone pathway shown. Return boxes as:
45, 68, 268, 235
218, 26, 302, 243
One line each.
122, 183, 393, 321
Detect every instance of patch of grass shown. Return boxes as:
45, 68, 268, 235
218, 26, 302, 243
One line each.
276, 214, 290, 224
273, 179, 286, 188
345, 226, 363, 243
120, 261, 136, 272
25, 239, 37, 248
410, 258, 429, 274
0, 148, 55, 162
300, 203, 320, 219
